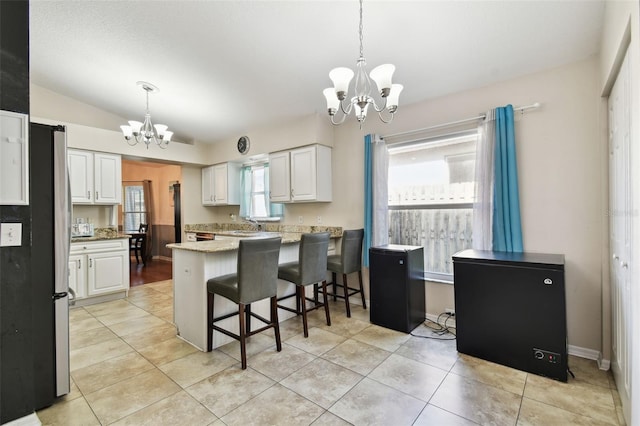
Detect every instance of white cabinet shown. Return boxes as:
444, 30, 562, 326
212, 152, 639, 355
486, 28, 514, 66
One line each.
269, 144, 332, 203
0, 110, 29, 205
70, 239, 129, 303
68, 149, 122, 204
202, 162, 241, 206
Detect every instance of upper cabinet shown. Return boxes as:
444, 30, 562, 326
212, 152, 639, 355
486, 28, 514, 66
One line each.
202, 162, 241, 206
68, 149, 122, 204
0, 110, 29, 205
269, 144, 332, 203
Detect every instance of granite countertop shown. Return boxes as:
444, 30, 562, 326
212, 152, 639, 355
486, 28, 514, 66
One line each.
70, 228, 129, 243
184, 223, 343, 238
167, 231, 337, 253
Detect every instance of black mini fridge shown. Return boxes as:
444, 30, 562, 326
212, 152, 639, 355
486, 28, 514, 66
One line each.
369, 245, 425, 333
452, 249, 567, 381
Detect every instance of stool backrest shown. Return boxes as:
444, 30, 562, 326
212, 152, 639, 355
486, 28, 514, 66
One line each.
237, 237, 282, 303
298, 232, 330, 285
340, 229, 364, 274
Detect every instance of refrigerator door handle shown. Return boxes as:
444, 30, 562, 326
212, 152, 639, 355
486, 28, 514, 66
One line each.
68, 287, 76, 306
53, 291, 68, 300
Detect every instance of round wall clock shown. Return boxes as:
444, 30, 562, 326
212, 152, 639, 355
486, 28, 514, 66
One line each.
237, 136, 250, 155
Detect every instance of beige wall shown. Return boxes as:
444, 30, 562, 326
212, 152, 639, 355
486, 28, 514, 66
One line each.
32, 56, 606, 354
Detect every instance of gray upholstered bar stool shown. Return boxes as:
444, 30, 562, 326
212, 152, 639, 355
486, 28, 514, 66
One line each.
326, 228, 366, 317
206, 237, 282, 370
277, 232, 331, 337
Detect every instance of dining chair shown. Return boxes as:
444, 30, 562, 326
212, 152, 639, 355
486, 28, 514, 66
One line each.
130, 223, 148, 265
206, 237, 282, 369
277, 232, 331, 337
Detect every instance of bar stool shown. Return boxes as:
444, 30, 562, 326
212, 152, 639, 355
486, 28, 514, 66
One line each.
206, 237, 282, 369
326, 229, 366, 317
277, 232, 331, 337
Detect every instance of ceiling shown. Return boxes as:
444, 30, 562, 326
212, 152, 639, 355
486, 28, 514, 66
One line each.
29, 1, 605, 145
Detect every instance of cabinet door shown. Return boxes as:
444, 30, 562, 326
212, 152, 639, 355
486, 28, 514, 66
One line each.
268, 151, 291, 202
0, 110, 29, 205
87, 251, 128, 296
290, 146, 317, 201
68, 254, 86, 300
202, 166, 215, 205
94, 153, 122, 204
212, 163, 228, 204
68, 149, 94, 204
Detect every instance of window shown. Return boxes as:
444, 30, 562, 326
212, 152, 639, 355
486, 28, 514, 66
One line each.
240, 163, 283, 220
387, 131, 477, 281
123, 184, 146, 231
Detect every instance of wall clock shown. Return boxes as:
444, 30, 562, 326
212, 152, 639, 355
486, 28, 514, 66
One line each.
237, 136, 250, 155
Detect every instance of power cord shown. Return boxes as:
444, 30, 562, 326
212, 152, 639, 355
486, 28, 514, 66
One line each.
410, 312, 457, 340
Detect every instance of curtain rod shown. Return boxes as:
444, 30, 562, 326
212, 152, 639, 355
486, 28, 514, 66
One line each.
383, 102, 541, 140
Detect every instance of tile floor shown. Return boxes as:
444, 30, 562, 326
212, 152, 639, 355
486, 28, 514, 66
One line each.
37, 279, 625, 425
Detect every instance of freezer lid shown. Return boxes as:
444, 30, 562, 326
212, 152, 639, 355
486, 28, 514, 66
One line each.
369, 244, 423, 254
452, 249, 565, 270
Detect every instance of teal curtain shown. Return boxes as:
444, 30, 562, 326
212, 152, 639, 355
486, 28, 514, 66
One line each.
239, 166, 251, 218
265, 164, 283, 217
492, 105, 523, 252
363, 134, 373, 266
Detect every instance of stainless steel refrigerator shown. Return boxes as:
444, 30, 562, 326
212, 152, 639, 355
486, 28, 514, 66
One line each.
31, 123, 71, 409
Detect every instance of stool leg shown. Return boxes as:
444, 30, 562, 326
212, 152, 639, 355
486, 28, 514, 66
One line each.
313, 283, 319, 303
206, 292, 214, 352
332, 272, 337, 301
239, 303, 247, 369
299, 286, 309, 338
271, 296, 282, 352
342, 273, 351, 318
245, 303, 252, 335
358, 270, 366, 309
322, 280, 331, 326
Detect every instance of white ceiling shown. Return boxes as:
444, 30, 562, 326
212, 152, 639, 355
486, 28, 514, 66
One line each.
29, 1, 605, 145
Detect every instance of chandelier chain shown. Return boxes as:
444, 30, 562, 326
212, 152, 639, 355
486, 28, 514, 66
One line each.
358, 0, 364, 59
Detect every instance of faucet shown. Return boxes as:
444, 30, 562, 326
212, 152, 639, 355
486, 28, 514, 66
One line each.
244, 218, 262, 231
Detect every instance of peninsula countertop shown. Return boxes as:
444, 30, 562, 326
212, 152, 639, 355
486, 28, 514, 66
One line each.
167, 232, 337, 253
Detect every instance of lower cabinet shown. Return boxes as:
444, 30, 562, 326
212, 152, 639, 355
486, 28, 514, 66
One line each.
70, 239, 130, 303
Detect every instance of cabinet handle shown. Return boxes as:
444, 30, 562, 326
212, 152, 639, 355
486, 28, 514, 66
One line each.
78, 259, 81, 269
621, 261, 628, 269
89, 258, 93, 268
96, 191, 99, 200
87, 191, 91, 199
291, 188, 294, 197
613, 253, 619, 260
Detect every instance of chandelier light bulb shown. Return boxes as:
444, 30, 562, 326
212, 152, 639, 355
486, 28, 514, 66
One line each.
121, 81, 171, 149
370, 64, 395, 97
323, 88, 340, 114
386, 84, 404, 111
329, 67, 354, 100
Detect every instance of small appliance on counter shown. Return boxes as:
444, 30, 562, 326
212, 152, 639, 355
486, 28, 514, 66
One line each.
71, 222, 94, 237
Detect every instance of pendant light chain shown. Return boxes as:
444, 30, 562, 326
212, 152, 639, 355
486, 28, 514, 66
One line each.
359, 0, 364, 60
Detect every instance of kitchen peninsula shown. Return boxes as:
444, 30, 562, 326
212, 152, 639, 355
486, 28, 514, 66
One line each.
168, 225, 342, 351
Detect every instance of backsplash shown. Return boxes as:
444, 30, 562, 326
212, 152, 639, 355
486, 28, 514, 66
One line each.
184, 223, 343, 238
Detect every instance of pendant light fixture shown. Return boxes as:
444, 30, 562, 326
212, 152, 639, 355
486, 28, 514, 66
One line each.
323, 0, 403, 127
120, 81, 172, 149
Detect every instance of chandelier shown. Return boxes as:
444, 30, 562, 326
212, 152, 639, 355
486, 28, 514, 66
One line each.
120, 81, 172, 149
323, 0, 403, 127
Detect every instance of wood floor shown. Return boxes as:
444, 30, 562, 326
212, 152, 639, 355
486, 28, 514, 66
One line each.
129, 257, 172, 286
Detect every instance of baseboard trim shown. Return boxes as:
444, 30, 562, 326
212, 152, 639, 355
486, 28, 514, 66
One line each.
567, 345, 610, 370
152, 255, 172, 262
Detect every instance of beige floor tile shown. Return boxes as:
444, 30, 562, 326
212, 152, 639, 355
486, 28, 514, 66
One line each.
430, 373, 521, 425
85, 368, 181, 424
413, 404, 478, 426
127, 285, 161, 299
186, 366, 276, 418
321, 338, 391, 376
145, 279, 173, 294
317, 313, 371, 338
120, 321, 177, 350
329, 377, 425, 426
281, 358, 363, 409
345, 304, 370, 323
217, 332, 279, 361
56, 378, 82, 403
278, 316, 309, 341
351, 324, 409, 352
69, 325, 117, 350
70, 337, 133, 371
72, 352, 155, 394
111, 390, 217, 426
159, 349, 237, 387
108, 314, 168, 337
395, 334, 458, 371
568, 355, 611, 389
128, 293, 172, 311
450, 354, 527, 395
249, 343, 316, 381
69, 307, 92, 321
221, 383, 324, 426
69, 316, 104, 335
286, 327, 346, 356
517, 397, 612, 425
368, 353, 447, 402
137, 337, 199, 366
83, 298, 132, 316
153, 306, 174, 323
311, 411, 352, 426
95, 305, 152, 326
524, 373, 618, 425
37, 396, 100, 426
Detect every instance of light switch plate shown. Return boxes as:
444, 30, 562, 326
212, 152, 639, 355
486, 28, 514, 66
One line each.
0, 223, 22, 247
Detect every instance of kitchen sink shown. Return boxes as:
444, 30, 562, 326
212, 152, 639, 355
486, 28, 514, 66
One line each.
218, 230, 279, 238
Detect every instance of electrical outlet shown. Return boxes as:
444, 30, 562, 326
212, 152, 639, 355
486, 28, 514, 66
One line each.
445, 308, 455, 316
317, 215, 322, 224
298, 216, 304, 224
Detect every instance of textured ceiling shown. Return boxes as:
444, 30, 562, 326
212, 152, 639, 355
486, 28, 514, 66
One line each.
29, 1, 605, 144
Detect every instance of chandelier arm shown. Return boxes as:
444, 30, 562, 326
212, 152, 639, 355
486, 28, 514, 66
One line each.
339, 98, 354, 115
377, 109, 396, 124
371, 96, 388, 113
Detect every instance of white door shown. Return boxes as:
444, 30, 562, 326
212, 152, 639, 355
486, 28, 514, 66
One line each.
68, 149, 94, 203
87, 251, 127, 296
68, 254, 86, 300
608, 46, 632, 424
268, 151, 291, 202
94, 153, 121, 204
202, 166, 214, 205
290, 146, 317, 201
212, 163, 228, 205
